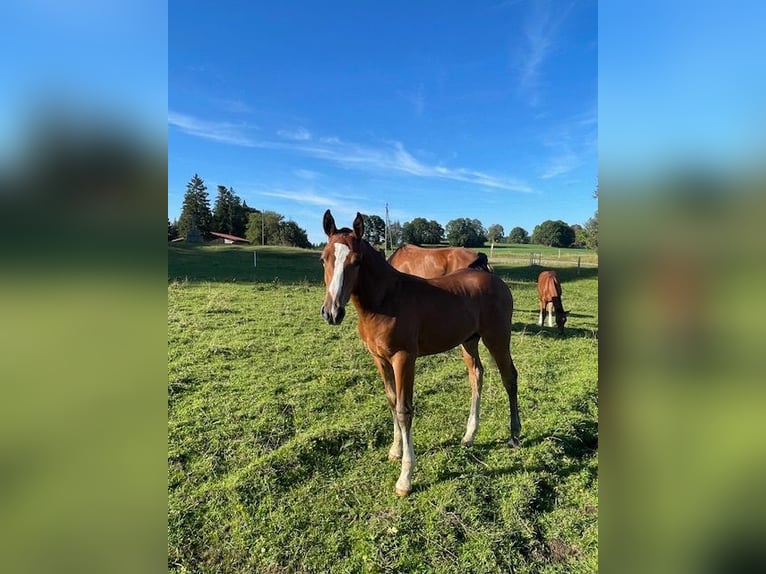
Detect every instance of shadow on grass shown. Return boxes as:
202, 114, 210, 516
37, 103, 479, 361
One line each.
493, 264, 599, 284
168, 244, 598, 286
168, 244, 324, 284
413, 418, 597, 496
511, 322, 599, 339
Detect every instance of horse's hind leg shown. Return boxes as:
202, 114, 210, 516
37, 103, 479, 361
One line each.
372, 356, 401, 460
484, 335, 521, 448
460, 337, 484, 446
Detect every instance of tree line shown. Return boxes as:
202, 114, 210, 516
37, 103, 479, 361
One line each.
169, 173, 598, 250
375, 214, 597, 249
168, 174, 311, 248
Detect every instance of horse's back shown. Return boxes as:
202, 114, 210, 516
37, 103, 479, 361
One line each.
537, 270, 562, 301
390, 244, 489, 278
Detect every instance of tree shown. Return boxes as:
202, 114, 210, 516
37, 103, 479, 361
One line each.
570, 224, 587, 248
531, 220, 575, 247
362, 214, 386, 245
425, 220, 444, 244
168, 218, 178, 241
445, 218, 487, 247
487, 224, 504, 248
212, 185, 235, 234
236, 200, 257, 238
388, 220, 403, 247
177, 174, 212, 238
245, 210, 284, 245
508, 226, 529, 244
401, 217, 443, 245
584, 210, 598, 249
278, 220, 311, 248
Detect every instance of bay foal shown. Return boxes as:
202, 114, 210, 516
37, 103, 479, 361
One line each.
320, 211, 520, 496
536, 270, 569, 334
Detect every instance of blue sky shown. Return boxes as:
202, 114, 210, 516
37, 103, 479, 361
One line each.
169, 0, 597, 244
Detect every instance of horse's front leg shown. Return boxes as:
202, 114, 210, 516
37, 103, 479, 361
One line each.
372, 355, 401, 460
392, 351, 416, 496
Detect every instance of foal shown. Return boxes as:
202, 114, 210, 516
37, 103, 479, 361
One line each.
537, 270, 569, 334
320, 210, 520, 496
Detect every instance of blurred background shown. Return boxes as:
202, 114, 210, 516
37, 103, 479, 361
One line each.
600, 2, 766, 573
1, 1, 765, 573
0, 2, 167, 573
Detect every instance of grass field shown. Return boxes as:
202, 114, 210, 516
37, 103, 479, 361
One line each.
168, 243, 598, 573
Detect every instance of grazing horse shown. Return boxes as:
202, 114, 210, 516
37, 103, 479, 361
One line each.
388, 244, 492, 279
537, 270, 569, 334
320, 210, 520, 496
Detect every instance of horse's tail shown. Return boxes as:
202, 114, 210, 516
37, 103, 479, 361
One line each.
469, 252, 493, 273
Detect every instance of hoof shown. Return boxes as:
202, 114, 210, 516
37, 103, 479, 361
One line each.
461, 438, 474, 447
395, 487, 411, 497
388, 451, 402, 461
508, 437, 521, 449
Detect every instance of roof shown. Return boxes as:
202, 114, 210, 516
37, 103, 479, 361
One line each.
210, 231, 250, 243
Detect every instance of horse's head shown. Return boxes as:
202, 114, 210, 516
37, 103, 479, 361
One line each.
320, 210, 364, 325
556, 310, 570, 334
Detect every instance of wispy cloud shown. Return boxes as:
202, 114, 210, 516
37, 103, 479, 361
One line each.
518, 0, 574, 106
259, 189, 336, 207
218, 98, 254, 114
169, 110, 533, 192
168, 111, 255, 146
277, 127, 312, 141
538, 105, 597, 179
294, 168, 319, 180
541, 152, 579, 179
397, 83, 426, 117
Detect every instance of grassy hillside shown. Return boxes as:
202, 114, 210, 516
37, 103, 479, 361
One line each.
168, 244, 598, 573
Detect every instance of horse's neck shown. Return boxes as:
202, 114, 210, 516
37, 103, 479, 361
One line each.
352, 243, 399, 313
551, 295, 564, 313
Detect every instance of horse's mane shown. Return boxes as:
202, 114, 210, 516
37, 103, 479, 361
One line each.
362, 239, 390, 265
468, 252, 494, 273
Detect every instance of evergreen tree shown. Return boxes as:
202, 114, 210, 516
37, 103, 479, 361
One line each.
177, 174, 212, 238
212, 185, 235, 234
168, 218, 179, 241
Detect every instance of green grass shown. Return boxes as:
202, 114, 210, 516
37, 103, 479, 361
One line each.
168, 244, 598, 573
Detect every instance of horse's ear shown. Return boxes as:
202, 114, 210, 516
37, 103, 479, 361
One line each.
323, 209, 337, 236
353, 212, 364, 239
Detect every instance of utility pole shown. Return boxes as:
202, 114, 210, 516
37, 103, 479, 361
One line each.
385, 203, 391, 253
254, 209, 265, 245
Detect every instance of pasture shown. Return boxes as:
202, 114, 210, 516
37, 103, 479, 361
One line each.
168, 243, 598, 573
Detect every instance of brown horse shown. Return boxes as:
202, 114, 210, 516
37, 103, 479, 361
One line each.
320, 210, 520, 496
388, 244, 492, 279
537, 270, 569, 334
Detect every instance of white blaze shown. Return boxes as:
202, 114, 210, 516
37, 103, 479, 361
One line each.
328, 243, 350, 305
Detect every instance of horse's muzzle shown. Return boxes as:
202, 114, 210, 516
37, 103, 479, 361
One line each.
321, 305, 345, 325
